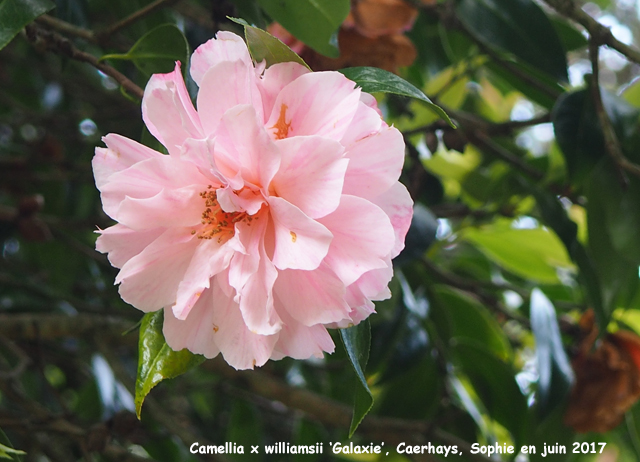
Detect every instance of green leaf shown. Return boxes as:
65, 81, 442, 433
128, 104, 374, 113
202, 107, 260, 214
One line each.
0, 444, 25, 460
461, 219, 575, 284
456, 0, 568, 82
135, 310, 205, 418
530, 288, 574, 416
550, 17, 588, 52
257, 0, 349, 58
552, 87, 639, 185
101, 24, 189, 77
586, 163, 640, 315
339, 67, 454, 127
0, 0, 54, 51
433, 285, 511, 360
452, 340, 529, 447
229, 17, 309, 69
339, 320, 373, 436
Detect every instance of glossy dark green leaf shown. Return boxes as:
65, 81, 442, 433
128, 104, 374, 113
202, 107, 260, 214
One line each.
339, 320, 373, 436
552, 87, 639, 185
486, 60, 562, 110
101, 24, 189, 77
433, 285, 511, 360
586, 163, 640, 315
452, 340, 528, 447
257, 0, 349, 57
526, 179, 607, 325
551, 17, 588, 52
135, 310, 205, 418
229, 17, 309, 69
530, 288, 574, 416
456, 0, 568, 82
339, 67, 455, 127
0, 0, 54, 50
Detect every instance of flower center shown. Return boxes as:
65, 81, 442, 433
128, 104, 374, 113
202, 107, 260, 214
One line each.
271, 104, 291, 140
193, 186, 256, 243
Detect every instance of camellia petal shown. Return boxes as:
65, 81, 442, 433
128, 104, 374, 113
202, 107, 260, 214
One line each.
93, 31, 412, 370
271, 135, 347, 219
190, 31, 254, 86
268, 196, 333, 271
142, 63, 203, 155
265, 72, 361, 141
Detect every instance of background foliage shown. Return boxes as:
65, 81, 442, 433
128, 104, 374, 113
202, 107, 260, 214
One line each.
1, 0, 640, 460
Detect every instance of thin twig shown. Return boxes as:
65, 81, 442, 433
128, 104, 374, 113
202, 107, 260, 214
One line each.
97, 0, 179, 39
36, 15, 96, 42
542, 0, 640, 66
469, 130, 546, 181
0, 313, 493, 462
421, 257, 532, 326
25, 24, 144, 100
588, 39, 640, 182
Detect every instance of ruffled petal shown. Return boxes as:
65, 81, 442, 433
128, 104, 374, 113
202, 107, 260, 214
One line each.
214, 105, 279, 189
171, 238, 235, 319
268, 196, 333, 271
190, 31, 253, 86
197, 62, 263, 136
271, 299, 335, 360
339, 99, 383, 147
228, 217, 281, 335
95, 224, 163, 268
116, 229, 200, 312
318, 195, 395, 286
99, 156, 212, 218
369, 182, 413, 258
258, 61, 310, 122
163, 290, 220, 359
115, 186, 204, 230
265, 72, 361, 141
271, 136, 347, 219
274, 263, 351, 326
210, 275, 278, 370
142, 62, 203, 155
93, 134, 161, 189
342, 127, 405, 200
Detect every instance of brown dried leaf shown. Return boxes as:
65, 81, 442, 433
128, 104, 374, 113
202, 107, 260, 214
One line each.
302, 28, 416, 74
349, 0, 418, 38
564, 314, 640, 433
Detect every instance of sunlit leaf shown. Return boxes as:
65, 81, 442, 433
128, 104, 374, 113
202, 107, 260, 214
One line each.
461, 219, 575, 283
530, 288, 574, 416
135, 310, 204, 418
229, 17, 309, 69
340, 320, 373, 436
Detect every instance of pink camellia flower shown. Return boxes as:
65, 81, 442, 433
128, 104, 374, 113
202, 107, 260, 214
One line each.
93, 31, 413, 370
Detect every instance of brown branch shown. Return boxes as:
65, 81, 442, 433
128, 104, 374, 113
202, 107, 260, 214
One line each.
588, 40, 640, 183
421, 257, 532, 327
25, 24, 144, 100
0, 313, 493, 462
36, 15, 96, 42
542, 0, 640, 66
97, 0, 180, 39
468, 130, 546, 181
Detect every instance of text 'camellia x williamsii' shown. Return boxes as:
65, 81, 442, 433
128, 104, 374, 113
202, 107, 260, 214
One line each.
93, 32, 413, 370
